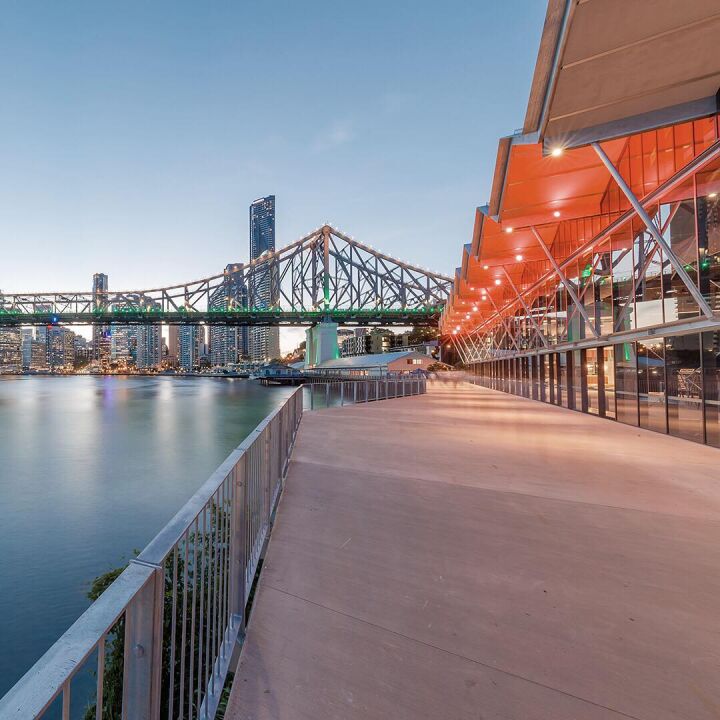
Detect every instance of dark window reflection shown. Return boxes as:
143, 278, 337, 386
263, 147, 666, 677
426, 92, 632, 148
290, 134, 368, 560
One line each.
666, 334, 703, 442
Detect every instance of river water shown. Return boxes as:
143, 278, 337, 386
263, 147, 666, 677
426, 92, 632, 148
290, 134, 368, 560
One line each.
0, 375, 294, 699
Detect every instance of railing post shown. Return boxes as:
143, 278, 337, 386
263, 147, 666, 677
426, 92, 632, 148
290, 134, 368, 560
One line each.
264, 424, 271, 528
340, 382, 344, 406
375, 379, 379, 401
353, 381, 357, 403
325, 382, 330, 408
122, 566, 164, 720
310, 383, 314, 410
229, 456, 247, 633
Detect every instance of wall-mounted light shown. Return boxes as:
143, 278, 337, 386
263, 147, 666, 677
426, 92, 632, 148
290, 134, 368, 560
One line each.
553, 210, 561, 218
515, 254, 523, 262
551, 147, 563, 157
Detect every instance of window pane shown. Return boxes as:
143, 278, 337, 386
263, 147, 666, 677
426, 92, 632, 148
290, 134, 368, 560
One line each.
666, 334, 703, 442
603, 346, 616, 419
586, 348, 599, 415
615, 342, 638, 426
702, 331, 720, 447
638, 339, 667, 434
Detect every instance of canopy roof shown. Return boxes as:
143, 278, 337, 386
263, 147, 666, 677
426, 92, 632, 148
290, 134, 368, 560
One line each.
442, 0, 720, 336
524, 0, 720, 145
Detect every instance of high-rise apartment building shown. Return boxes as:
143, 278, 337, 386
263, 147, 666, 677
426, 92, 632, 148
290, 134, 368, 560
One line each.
209, 265, 249, 366
47, 327, 75, 370
21, 329, 34, 370
178, 325, 199, 371
137, 324, 162, 369
92, 273, 111, 368
0, 328, 22, 373
249, 196, 280, 361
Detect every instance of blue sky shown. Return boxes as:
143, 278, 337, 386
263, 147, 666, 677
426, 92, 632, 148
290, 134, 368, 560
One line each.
0, 1, 544, 346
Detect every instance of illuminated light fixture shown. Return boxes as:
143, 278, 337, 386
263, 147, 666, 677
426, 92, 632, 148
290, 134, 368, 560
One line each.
515, 254, 523, 262
550, 147, 563, 157
472, 306, 478, 312
553, 210, 561, 218
710, 192, 718, 198
452, 329, 458, 335
494, 279, 501, 286
505, 227, 513, 234
483, 264, 489, 270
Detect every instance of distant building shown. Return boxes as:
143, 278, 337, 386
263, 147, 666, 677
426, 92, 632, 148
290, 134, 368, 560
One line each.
167, 325, 179, 366
249, 196, 280, 361
92, 273, 111, 368
178, 325, 199, 370
21, 329, 34, 370
30, 339, 47, 370
47, 326, 75, 370
209, 264, 249, 366
137, 325, 162, 369
307, 350, 433, 377
0, 328, 22, 373
112, 325, 137, 367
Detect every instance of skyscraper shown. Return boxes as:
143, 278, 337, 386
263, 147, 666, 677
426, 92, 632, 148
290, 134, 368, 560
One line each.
0, 328, 22, 373
249, 196, 280, 361
92, 273, 111, 368
137, 325, 162, 369
178, 325, 199, 371
208, 264, 249, 366
47, 326, 75, 370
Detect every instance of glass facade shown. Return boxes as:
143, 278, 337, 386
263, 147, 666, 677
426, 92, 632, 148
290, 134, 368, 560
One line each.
457, 117, 720, 448
469, 328, 720, 447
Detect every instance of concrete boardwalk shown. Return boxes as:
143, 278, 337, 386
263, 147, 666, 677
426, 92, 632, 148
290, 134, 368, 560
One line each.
227, 383, 720, 720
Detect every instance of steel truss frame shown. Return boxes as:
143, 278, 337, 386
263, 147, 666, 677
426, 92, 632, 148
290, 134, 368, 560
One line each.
0, 226, 452, 326
451, 139, 720, 364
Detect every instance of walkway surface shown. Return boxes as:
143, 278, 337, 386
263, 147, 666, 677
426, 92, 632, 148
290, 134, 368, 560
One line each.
226, 383, 720, 720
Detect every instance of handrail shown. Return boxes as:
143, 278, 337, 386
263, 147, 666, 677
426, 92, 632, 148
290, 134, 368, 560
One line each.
0, 377, 424, 719
0, 387, 304, 720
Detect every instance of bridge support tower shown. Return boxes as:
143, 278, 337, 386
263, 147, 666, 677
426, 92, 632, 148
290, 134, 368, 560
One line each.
305, 321, 339, 368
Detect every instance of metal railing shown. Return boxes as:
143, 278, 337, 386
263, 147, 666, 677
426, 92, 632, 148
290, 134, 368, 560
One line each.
0, 388, 304, 720
306, 374, 427, 410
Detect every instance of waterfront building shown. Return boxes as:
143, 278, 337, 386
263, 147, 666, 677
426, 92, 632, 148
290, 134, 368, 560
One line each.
209, 264, 249, 365
166, 324, 179, 366
92, 273, 111, 369
30, 339, 47, 370
47, 327, 75, 370
178, 325, 199, 370
21, 329, 33, 370
0, 328, 22, 373
249, 196, 280, 361
442, 1, 720, 448
137, 324, 162, 369
111, 325, 137, 367
303, 350, 432, 378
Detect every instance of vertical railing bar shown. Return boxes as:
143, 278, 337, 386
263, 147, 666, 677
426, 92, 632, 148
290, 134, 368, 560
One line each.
95, 635, 105, 720
178, 527, 190, 720
167, 545, 179, 720
196, 509, 207, 712
211, 486, 221, 694
61, 681, 70, 720
188, 516, 198, 720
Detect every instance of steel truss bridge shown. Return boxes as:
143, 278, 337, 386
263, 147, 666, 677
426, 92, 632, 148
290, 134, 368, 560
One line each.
0, 226, 451, 327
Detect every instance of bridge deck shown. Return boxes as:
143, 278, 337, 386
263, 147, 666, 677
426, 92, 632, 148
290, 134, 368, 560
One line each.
226, 383, 720, 720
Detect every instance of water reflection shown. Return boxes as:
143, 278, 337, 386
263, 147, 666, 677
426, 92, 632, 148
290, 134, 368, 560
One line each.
0, 376, 291, 696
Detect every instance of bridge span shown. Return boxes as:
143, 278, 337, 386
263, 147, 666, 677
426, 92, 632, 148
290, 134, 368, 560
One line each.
0, 225, 450, 327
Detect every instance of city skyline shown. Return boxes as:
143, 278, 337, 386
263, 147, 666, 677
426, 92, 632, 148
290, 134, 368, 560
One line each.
0, 1, 544, 297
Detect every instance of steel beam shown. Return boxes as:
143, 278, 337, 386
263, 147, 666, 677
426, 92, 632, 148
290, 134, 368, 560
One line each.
530, 226, 600, 337
501, 267, 550, 348
592, 141, 714, 319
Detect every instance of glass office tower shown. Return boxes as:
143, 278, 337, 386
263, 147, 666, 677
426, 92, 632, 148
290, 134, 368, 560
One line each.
249, 196, 280, 361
